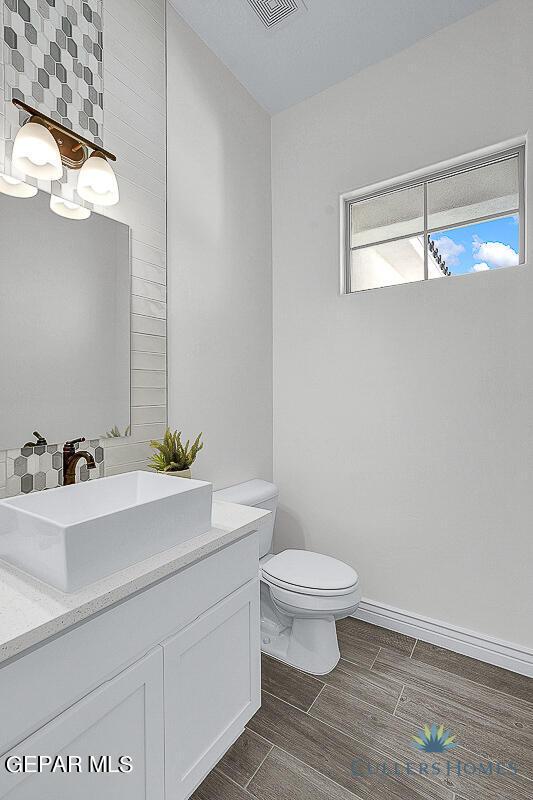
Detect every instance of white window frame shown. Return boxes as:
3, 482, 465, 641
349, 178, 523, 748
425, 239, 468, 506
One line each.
340, 143, 526, 295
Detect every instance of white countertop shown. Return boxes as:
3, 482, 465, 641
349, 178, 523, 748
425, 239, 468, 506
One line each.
0, 500, 268, 665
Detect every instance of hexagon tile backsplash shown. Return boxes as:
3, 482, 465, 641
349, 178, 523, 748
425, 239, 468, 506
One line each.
6, 440, 104, 496
2, 0, 103, 146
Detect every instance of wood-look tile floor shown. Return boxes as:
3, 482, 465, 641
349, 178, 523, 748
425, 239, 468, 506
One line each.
193, 618, 533, 800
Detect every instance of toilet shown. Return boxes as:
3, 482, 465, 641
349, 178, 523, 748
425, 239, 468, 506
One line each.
213, 480, 361, 675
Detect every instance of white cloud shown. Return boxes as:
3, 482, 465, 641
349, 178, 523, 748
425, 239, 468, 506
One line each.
472, 262, 490, 272
432, 236, 465, 267
472, 237, 519, 268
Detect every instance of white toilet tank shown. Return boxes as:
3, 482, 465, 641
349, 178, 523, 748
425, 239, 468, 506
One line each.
213, 479, 278, 557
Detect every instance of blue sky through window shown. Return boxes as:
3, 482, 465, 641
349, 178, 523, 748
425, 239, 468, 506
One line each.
430, 216, 519, 276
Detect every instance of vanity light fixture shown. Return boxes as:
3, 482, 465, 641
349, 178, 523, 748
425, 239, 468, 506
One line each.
77, 152, 119, 207
0, 172, 38, 198
12, 120, 63, 180
11, 99, 119, 205
50, 195, 91, 220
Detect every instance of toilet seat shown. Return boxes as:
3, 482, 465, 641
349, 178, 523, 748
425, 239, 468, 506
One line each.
261, 549, 359, 597
267, 581, 362, 615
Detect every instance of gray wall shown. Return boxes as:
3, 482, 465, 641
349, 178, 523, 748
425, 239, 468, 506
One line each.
271, 0, 533, 647
166, 8, 273, 488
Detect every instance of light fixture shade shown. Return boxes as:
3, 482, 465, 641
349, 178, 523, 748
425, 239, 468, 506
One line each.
0, 172, 38, 198
77, 153, 119, 206
12, 121, 63, 180
50, 195, 91, 220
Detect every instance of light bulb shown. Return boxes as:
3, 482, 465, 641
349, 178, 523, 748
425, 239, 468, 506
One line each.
12, 121, 63, 180
77, 153, 119, 206
50, 195, 91, 220
0, 172, 38, 198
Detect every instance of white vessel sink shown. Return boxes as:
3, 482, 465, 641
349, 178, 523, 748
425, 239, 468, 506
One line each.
0, 471, 213, 592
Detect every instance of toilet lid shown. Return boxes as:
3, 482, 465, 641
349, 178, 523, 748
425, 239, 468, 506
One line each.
261, 550, 359, 596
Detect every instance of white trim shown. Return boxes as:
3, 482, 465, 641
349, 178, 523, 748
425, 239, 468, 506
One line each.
353, 598, 533, 678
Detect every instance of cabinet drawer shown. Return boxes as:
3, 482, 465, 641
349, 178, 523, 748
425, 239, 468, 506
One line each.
163, 579, 261, 799
0, 648, 164, 800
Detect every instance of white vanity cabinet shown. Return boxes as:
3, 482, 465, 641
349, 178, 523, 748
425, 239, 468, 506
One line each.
0, 528, 262, 800
163, 580, 260, 798
0, 648, 165, 800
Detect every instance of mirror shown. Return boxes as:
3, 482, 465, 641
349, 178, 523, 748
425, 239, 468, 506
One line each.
0, 188, 131, 450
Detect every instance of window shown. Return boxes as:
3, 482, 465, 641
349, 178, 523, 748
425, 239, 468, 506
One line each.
342, 146, 525, 293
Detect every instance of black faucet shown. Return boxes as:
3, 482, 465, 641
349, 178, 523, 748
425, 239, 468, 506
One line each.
62, 438, 97, 486
23, 431, 48, 448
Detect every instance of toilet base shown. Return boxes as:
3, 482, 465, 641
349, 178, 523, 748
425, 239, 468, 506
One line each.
261, 615, 340, 675
260, 581, 345, 675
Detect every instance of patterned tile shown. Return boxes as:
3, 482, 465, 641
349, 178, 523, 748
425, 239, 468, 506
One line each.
2, 0, 103, 150
6, 439, 104, 495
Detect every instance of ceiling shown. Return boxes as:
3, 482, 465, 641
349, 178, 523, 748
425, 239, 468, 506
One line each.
169, 0, 497, 114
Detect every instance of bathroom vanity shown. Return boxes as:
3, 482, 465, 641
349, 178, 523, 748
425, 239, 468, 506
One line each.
0, 498, 268, 800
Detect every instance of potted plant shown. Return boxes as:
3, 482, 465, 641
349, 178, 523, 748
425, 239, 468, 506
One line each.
149, 428, 203, 478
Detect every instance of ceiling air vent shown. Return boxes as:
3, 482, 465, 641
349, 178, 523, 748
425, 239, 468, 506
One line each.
246, 0, 305, 30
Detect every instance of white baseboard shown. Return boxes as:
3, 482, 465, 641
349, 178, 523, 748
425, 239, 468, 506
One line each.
353, 598, 533, 678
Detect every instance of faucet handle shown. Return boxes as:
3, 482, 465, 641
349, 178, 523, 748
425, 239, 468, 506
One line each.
63, 437, 85, 451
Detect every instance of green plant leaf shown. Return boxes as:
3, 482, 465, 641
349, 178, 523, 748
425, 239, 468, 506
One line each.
149, 428, 204, 471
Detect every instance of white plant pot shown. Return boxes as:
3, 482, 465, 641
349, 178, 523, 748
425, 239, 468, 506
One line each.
160, 469, 191, 479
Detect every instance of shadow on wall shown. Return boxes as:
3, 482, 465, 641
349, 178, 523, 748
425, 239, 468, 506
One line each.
273, 506, 306, 553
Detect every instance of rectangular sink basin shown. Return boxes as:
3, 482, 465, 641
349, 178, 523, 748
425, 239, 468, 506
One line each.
0, 471, 212, 592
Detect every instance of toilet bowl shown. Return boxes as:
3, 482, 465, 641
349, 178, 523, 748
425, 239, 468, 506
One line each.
261, 549, 361, 674
213, 480, 361, 675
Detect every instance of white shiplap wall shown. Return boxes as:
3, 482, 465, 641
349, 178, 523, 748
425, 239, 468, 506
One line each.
0, 0, 167, 494
100, 0, 167, 475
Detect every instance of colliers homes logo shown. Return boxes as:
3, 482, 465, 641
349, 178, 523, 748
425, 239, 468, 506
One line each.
411, 724, 457, 754
352, 721, 519, 780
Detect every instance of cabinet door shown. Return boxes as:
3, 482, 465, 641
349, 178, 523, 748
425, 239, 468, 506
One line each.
0, 647, 164, 800
163, 579, 260, 799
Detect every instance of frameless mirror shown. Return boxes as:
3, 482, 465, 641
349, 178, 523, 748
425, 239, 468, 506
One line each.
0, 188, 131, 450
